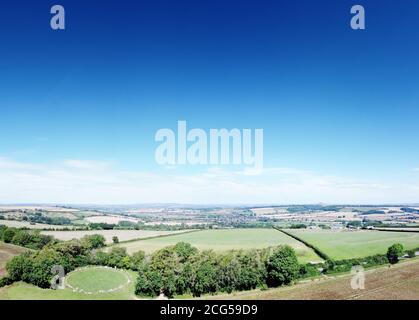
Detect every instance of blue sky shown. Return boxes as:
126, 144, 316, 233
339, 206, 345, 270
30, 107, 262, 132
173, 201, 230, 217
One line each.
0, 0, 419, 204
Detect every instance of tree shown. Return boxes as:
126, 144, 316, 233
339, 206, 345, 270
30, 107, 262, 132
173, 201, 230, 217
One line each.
112, 236, 119, 244
130, 251, 146, 270
235, 250, 267, 290
6, 252, 33, 282
147, 247, 180, 297
191, 250, 219, 297
107, 247, 129, 268
2, 228, 17, 243
407, 250, 416, 258
174, 242, 197, 262
387, 243, 404, 264
266, 245, 299, 287
81, 234, 106, 249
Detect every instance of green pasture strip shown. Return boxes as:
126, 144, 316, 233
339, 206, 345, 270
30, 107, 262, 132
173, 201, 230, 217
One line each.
274, 227, 332, 261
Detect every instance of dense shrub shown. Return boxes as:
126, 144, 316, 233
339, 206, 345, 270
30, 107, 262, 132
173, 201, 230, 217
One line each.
2, 228, 17, 243
299, 264, 321, 278
323, 253, 389, 274
387, 243, 404, 264
0, 226, 54, 250
81, 234, 106, 249
0, 276, 13, 287
407, 250, 416, 258
266, 245, 299, 287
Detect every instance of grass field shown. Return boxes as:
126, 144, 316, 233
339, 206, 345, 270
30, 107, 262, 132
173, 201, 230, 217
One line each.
114, 229, 322, 264
0, 267, 138, 300
41, 229, 189, 244
209, 258, 419, 300
66, 267, 131, 293
0, 242, 28, 277
287, 229, 419, 260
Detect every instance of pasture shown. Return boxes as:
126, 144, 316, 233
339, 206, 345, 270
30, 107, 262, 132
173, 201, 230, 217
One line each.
0, 242, 28, 277
287, 229, 419, 260
114, 229, 322, 264
41, 229, 190, 244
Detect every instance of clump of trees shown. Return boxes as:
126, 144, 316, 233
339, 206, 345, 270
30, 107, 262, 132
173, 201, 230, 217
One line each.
135, 243, 299, 298
0, 225, 54, 250
90, 247, 145, 270
387, 243, 404, 264
266, 245, 299, 287
3, 234, 106, 288
289, 224, 307, 229
23, 212, 72, 225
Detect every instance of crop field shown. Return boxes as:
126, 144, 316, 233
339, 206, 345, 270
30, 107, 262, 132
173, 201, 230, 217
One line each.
287, 229, 419, 260
0, 267, 138, 300
0, 220, 70, 229
210, 259, 419, 300
0, 242, 28, 277
115, 229, 322, 264
84, 215, 142, 224
41, 229, 189, 244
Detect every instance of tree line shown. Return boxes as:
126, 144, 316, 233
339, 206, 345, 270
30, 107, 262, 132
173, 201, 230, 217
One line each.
135, 243, 302, 298
0, 225, 55, 250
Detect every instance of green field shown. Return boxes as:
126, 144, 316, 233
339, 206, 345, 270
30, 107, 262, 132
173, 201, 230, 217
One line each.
66, 267, 131, 293
287, 229, 419, 260
41, 229, 188, 244
114, 229, 322, 264
0, 267, 138, 300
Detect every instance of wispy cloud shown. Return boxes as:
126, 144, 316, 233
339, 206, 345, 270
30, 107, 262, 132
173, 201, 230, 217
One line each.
0, 157, 417, 204
62, 160, 111, 170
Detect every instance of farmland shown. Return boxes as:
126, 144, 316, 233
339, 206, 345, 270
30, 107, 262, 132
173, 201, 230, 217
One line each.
0, 220, 70, 229
114, 229, 322, 264
0, 242, 28, 277
41, 229, 191, 244
210, 258, 419, 300
286, 229, 419, 260
1, 203, 419, 300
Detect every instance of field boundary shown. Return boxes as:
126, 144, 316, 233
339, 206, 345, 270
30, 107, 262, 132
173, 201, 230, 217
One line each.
373, 228, 419, 233
108, 229, 203, 247
273, 227, 332, 261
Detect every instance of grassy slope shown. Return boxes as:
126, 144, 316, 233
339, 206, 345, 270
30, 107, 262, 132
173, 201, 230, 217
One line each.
116, 229, 322, 264
287, 229, 419, 260
0, 242, 28, 277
